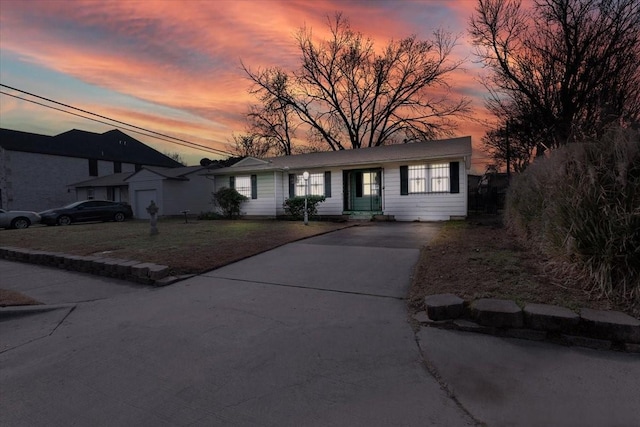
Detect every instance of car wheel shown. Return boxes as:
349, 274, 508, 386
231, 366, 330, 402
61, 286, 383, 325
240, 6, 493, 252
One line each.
11, 217, 30, 229
58, 215, 72, 226
114, 212, 125, 222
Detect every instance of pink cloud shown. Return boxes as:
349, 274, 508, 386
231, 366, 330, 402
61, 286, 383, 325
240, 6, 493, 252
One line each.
1, 0, 493, 170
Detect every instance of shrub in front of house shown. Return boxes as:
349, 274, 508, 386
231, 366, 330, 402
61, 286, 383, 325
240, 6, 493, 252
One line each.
212, 187, 248, 219
283, 195, 326, 220
505, 127, 640, 314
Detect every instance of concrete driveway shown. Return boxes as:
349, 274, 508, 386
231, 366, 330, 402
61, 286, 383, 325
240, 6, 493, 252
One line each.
2, 222, 639, 426
2, 222, 478, 426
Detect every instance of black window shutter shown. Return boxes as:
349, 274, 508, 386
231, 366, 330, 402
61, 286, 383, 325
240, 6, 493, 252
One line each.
324, 171, 331, 197
288, 174, 295, 198
251, 175, 257, 199
400, 166, 408, 195
229, 176, 235, 189
355, 172, 363, 197
450, 162, 460, 193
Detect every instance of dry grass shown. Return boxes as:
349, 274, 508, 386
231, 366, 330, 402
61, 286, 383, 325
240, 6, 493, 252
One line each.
0, 218, 350, 275
408, 215, 631, 317
0, 289, 42, 307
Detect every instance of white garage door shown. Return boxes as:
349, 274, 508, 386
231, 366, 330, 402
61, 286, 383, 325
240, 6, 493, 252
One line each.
135, 190, 157, 218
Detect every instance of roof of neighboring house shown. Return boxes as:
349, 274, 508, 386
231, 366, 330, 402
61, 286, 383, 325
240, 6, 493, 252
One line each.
0, 128, 183, 168
126, 165, 206, 181
205, 136, 472, 175
70, 172, 134, 188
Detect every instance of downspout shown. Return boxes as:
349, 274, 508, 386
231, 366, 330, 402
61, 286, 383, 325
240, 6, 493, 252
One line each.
205, 174, 215, 212
274, 170, 277, 218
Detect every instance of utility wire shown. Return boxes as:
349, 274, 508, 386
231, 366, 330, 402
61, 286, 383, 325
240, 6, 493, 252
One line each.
0, 91, 227, 156
0, 84, 233, 157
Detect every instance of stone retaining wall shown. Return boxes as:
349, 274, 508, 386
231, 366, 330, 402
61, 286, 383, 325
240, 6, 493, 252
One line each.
417, 294, 640, 353
0, 246, 182, 286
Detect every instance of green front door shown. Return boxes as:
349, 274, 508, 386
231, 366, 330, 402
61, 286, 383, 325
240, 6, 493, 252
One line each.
343, 169, 382, 212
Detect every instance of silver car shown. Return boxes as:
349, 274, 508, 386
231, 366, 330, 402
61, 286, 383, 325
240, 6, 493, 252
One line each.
0, 209, 41, 229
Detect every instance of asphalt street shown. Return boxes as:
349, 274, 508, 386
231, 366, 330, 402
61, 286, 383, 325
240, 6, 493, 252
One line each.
1, 222, 639, 426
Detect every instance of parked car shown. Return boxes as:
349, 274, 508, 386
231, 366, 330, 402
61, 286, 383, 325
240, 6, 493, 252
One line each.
39, 200, 133, 226
0, 209, 41, 229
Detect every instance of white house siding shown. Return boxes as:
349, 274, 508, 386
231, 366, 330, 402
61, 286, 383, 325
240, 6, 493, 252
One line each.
213, 173, 276, 217
382, 160, 468, 221
162, 174, 214, 216
275, 172, 285, 216
273, 169, 343, 217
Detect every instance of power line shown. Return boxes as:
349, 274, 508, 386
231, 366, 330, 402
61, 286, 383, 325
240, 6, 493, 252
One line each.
0, 91, 225, 155
0, 84, 233, 157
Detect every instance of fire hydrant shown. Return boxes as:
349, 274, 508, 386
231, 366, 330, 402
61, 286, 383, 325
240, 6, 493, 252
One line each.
146, 200, 159, 235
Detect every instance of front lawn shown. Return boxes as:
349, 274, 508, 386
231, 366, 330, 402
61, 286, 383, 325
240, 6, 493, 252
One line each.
408, 214, 634, 317
0, 219, 350, 275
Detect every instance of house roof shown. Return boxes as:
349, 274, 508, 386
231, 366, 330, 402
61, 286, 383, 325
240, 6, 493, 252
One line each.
0, 128, 183, 168
70, 172, 134, 188
125, 165, 206, 181
205, 136, 472, 175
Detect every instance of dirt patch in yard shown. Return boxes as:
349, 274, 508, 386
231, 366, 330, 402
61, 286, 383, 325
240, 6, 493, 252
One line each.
0, 289, 43, 307
408, 214, 626, 316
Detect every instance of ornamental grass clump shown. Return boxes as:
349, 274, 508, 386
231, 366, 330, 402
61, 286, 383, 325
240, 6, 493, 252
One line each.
505, 128, 640, 315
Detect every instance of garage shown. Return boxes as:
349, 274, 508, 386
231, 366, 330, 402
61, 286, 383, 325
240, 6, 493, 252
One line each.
134, 189, 157, 219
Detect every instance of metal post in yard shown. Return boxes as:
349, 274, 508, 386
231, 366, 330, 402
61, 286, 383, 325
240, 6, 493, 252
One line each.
303, 171, 309, 225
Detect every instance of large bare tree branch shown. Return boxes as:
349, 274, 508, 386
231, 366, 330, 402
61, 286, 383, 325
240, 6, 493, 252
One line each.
471, 0, 640, 157
243, 13, 470, 151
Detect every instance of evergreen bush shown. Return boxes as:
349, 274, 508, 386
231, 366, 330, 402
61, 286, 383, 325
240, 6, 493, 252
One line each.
212, 187, 248, 219
283, 195, 326, 220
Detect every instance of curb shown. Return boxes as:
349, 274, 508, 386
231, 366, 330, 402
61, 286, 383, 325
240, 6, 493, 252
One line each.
0, 246, 178, 287
0, 303, 76, 321
417, 294, 640, 353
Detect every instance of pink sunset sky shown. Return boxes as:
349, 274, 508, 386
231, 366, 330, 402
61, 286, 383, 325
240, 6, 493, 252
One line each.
0, 0, 494, 170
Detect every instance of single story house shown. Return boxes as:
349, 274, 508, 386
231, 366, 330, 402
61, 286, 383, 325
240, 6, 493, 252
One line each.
205, 136, 472, 221
0, 128, 182, 211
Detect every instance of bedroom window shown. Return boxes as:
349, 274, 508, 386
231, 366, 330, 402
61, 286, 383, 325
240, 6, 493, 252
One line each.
296, 173, 324, 196
234, 176, 252, 198
406, 164, 450, 194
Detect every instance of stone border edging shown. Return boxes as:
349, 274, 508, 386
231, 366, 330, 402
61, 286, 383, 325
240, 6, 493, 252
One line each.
0, 246, 193, 287
415, 294, 640, 353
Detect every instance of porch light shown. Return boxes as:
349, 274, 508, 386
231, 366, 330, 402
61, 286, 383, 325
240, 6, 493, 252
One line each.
302, 171, 309, 225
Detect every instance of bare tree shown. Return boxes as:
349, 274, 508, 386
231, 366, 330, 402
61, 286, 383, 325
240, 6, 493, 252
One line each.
243, 13, 470, 151
229, 133, 272, 158
247, 69, 297, 156
470, 0, 640, 155
482, 118, 539, 173
163, 151, 186, 166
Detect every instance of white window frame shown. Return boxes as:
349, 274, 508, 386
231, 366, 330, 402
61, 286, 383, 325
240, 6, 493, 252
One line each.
429, 163, 449, 193
296, 173, 324, 196
408, 164, 449, 194
235, 176, 251, 198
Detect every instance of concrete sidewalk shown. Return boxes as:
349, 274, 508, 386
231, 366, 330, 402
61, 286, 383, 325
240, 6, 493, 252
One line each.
2, 222, 639, 426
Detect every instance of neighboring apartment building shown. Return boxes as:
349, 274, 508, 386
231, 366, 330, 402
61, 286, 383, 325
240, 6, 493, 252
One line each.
0, 128, 182, 211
